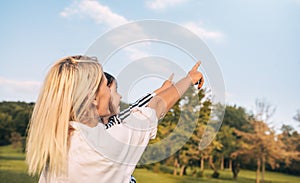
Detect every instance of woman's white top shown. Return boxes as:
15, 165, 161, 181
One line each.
38, 107, 158, 183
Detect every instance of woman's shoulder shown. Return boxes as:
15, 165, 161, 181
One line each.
69, 121, 106, 138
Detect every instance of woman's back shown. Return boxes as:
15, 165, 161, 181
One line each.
39, 107, 157, 183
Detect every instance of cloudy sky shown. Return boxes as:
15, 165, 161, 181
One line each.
1, 0, 299, 131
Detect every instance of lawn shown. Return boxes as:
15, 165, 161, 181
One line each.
0, 145, 38, 183
1, 145, 299, 183
133, 168, 300, 183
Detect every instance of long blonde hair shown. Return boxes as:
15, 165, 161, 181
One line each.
26, 55, 103, 177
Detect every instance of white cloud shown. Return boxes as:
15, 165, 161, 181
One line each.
183, 22, 224, 41
146, 0, 188, 10
0, 77, 41, 102
60, 0, 128, 28
60, 7, 79, 18
60, 0, 149, 60
60, 1, 224, 59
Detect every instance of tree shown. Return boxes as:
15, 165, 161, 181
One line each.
223, 105, 251, 132
233, 99, 292, 183
139, 87, 208, 176
254, 99, 275, 183
217, 125, 237, 171
10, 131, 22, 148
154, 87, 214, 177
194, 97, 212, 172
294, 109, 300, 125
234, 120, 299, 183
176, 87, 204, 176
0, 101, 33, 145
0, 112, 13, 145
231, 155, 240, 180
278, 125, 300, 175
207, 139, 223, 178
280, 124, 294, 135
221, 105, 250, 179
253, 98, 276, 123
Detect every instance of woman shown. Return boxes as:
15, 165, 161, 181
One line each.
26, 55, 203, 183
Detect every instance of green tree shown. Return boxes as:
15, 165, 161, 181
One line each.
220, 105, 250, 179
176, 87, 203, 176
217, 125, 237, 170
157, 87, 212, 177
0, 112, 13, 145
223, 105, 251, 132
0, 101, 34, 145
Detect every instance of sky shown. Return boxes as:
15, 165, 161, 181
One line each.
1, 0, 300, 132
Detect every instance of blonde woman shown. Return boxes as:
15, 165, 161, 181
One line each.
26, 55, 204, 183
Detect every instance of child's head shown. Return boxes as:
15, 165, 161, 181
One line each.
104, 72, 122, 115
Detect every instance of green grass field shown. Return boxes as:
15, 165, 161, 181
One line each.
133, 168, 300, 183
1, 145, 299, 183
0, 145, 38, 183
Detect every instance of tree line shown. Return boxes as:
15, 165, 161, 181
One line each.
139, 87, 300, 183
0, 88, 299, 183
0, 101, 34, 148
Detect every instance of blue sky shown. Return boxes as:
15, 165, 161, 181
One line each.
1, 0, 300, 132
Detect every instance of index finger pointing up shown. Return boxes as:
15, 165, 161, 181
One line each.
192, 61, 201, 71
168, 73, 174, 81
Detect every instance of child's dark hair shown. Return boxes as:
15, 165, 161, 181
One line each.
104, 72, 115, 87
104, 72, 118, 115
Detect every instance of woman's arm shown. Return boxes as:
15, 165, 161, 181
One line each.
148, 62, 204, 119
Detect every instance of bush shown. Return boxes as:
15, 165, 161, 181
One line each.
159, 165, 173, 174
196, 170, 204, 178
136, 164, 152, 171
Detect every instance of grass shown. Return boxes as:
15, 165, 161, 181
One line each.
1, 145, 300, 183
133, 168, 300, 183
0, 145, 38, 183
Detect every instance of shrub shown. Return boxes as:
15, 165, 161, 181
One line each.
159, 165, 173, 174
196, 170, 204, 178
